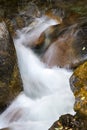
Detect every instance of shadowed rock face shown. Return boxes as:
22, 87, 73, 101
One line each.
70, 62, 87, 117
0, 22, 22, 112
39, 21, 87, 69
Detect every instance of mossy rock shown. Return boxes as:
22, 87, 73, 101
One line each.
70, 61, 87, 117
49, 114, 87, 130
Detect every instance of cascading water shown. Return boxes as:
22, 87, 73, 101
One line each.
0, 16, 75, 130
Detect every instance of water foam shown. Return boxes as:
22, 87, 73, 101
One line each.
0, 16, 75, 130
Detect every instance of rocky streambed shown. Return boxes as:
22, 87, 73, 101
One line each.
0, 0, 87, 130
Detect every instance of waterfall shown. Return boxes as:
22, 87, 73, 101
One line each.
0, 16, 75, 130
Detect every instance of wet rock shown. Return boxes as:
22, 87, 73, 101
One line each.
31, 25, 59, 54
17, 2, 41, 28
45, 7, 64, 23
19, 2, 41, 18
3, 2, 41, 37
70, 61, 87, 117
0, 21, 22, 112
49, 114, 87, 130
0, 1, 42, 37
0, 0, 19, 18
1, 114, 87, 130
39, 21, 87, 69
0, 1, 66, 37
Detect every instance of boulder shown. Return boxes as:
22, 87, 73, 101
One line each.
0, 21, 22, 112
40, 21, 87, 69
49, 114, 87, 130
70, 61, 87, 117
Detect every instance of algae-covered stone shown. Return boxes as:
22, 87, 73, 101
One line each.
70, 62, 87, 117
0, 21, 22, 112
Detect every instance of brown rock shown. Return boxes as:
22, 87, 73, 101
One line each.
40, 21, 87, 69
49, 114, 87, 130
45, 8, 63, 23
0, 21, 22, 112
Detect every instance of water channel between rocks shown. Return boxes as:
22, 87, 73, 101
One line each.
0, 15, 75, 130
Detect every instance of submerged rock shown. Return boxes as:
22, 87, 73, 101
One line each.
0, 21, 22, 112
70, 61, 87, 117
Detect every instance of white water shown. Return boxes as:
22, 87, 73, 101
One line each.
0, 16, 75, 130
17, 15, 59, 47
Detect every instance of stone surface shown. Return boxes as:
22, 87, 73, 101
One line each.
0, 21, 22, 112
4, 2, 41, 37
49, 114, 87, 130
39, 21, 87, 69
70, 62, 87, 117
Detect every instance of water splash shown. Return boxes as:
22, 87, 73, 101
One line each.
0, 16, 75, 130
16, 15, 59, 47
